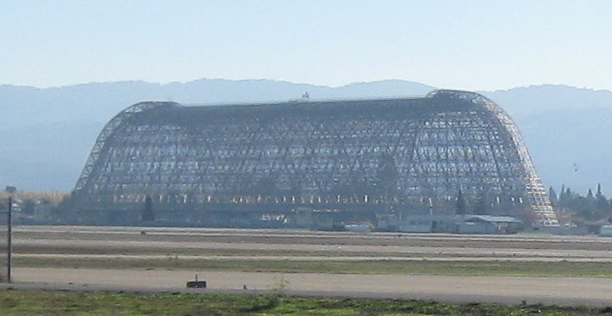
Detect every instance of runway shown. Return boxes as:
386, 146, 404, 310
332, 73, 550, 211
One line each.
5, 268, 612, 306
2, 225, 612, 306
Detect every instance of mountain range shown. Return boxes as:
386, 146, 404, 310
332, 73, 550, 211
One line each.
2, 79, 611, 197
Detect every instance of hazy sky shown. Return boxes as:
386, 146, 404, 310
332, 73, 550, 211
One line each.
2, 0, 611, 91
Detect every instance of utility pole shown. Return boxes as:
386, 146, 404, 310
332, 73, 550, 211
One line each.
5, 186, 16, 283
6, 195, 11, 283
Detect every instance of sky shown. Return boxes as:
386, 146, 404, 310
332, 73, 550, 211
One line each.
1, 0, 611, 91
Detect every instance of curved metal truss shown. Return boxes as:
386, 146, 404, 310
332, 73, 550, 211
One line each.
67, 90, 558, 227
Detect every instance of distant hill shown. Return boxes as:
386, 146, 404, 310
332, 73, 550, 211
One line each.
2, 79, 612, 197
515, 107, 612, 197
0, 79, 434, 191
483, 84, 612, 118
0, 79, 435, 129
482, 86, 612, 197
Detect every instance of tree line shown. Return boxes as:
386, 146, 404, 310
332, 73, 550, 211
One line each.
550, 184, 612, 223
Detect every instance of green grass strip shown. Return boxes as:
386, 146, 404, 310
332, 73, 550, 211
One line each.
14, 257, 612, 277
0, 290, 607, 316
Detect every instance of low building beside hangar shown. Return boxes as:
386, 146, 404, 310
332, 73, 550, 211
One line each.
377, 214, 523, 234
62, 90, 559, 228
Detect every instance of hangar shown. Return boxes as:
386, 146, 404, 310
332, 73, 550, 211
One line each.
64, 90, 558, 228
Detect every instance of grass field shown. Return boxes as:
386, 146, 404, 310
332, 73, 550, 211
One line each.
13, 256, 612, 277
0, 290, 608, 316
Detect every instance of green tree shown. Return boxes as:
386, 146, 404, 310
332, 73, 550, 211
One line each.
595, 183, 609, 213
473, 191, 488, 215
142, 195, 155, 222
21, 199, 36, 215
548, 186, 558, 206
375, 152, 398, 196
586, 188, 594, 200
455, 189, 467, 215
559, 186, 574, 207
596, 183, 604, 199
558, 185, 566, 206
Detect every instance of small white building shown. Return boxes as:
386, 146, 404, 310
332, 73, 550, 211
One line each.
456, 215, 523, 234
379, 214, 523, 234
599, 225, 612, 237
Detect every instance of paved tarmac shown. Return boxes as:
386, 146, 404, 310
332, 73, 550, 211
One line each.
4, 226, 612, 307
2, 268, 611, 307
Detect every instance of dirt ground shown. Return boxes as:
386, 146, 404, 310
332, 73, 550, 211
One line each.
3, 226, 612, 306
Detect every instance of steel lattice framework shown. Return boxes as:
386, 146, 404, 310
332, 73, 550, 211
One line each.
66, 90, 558, 227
